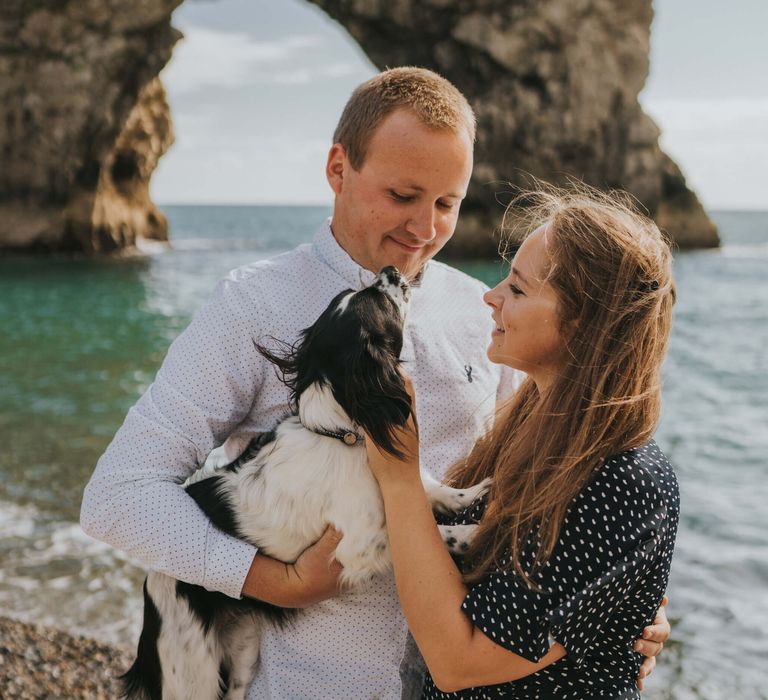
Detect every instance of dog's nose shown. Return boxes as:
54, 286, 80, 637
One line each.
374, 266, 410, 307
379, 266, 401, 286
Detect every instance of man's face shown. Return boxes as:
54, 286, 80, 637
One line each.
326, 108, 474, 280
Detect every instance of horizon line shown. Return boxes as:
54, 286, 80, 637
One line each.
156, 202, 767, 214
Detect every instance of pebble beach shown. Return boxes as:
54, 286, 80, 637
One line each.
0, 615, 131, 699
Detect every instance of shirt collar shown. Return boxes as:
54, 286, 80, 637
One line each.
312, 219, 377, 290
311, 218, 429, 290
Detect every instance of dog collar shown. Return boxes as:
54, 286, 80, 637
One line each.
311, 427, 364, 446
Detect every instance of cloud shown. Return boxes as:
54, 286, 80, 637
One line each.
318, 63, 358, 78
641, 97, 768, 209
161, 28, 322, 94
152, 134, 334, 204
642, 97, 768, 138
160, 25, 364, 95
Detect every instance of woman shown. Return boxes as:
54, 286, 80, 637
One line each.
366, 188, 679, 698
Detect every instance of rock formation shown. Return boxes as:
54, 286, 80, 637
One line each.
0, 0, 718, 255
308, 0, 719, 254
0, 1, 180, 254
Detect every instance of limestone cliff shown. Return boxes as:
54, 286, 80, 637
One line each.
0, 0, 718, 255
308, 0, 719, 254
0, 1, 180, 254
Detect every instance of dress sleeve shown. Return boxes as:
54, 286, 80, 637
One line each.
461, 452, 674, 665
80, 275, 267, 599
461, 564, 555, 663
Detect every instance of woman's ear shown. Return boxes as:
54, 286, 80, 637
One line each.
326, 143, 347, 195
562, 316, 579, 345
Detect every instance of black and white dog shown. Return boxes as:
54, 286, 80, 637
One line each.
121, 266, 487, 700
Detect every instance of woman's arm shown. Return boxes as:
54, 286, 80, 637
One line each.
368, 375, 670, 692
374, 466, 565, 692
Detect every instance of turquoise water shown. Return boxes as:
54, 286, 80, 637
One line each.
0, 207, 766, 698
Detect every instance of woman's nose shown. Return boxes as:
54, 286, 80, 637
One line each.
483, 286, 500, 309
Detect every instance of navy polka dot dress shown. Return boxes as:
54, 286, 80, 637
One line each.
424, 440, 679, 699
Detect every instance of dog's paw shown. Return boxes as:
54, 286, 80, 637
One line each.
460, 477, 492, 505
203, 446, 234, 472
427, 477, 492, 515
183, 462, 219, 487
438, 524, 478, 555
202, 432, 253, 473
185, 437, 250, 486
183, 445, 234, 487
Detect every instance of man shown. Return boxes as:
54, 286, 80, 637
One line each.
81, 67, 667, 698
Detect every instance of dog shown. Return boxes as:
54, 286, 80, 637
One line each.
121, 266, 488, 700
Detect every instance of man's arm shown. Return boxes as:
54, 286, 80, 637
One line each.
241, 527, 344, 607
80, 276, 267, 598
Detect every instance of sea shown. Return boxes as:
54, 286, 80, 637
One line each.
0, 206, 766, 699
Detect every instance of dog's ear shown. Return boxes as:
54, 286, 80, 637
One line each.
254, 336, 305, 411
336, 341, 412, 459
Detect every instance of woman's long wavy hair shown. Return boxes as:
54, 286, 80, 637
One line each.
451, 185, 676, 587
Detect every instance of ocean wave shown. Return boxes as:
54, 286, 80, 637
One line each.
0, 500, 144, 647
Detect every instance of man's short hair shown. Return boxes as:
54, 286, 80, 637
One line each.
333, 66, 476, 170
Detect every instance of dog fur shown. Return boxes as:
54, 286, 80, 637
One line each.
121, 267, 486, 700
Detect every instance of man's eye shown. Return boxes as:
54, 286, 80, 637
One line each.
390, 191, 414, 203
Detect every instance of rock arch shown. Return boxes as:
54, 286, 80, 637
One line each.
0, 0, 181, 254
306, 0, 718, 253
0, 0, 718, 255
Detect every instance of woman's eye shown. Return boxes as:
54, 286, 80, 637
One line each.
508, 284, 524, 296
391, 191, 414, 203
437, 200, 456, 211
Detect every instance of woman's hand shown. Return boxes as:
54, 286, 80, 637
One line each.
364, 372, 421, 488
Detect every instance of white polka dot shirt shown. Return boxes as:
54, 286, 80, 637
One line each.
423, 440, 680, 699
80, 220, 522, 699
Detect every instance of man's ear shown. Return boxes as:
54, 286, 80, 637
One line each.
326, 143, 347, 195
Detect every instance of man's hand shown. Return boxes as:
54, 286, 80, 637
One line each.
241, 527, 344, 608
288, 526, 345, 607
634, 596, 670, 690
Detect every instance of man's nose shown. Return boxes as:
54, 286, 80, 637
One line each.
404, 203, 436, 242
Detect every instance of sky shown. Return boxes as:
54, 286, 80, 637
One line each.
151, 0, 768, 210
